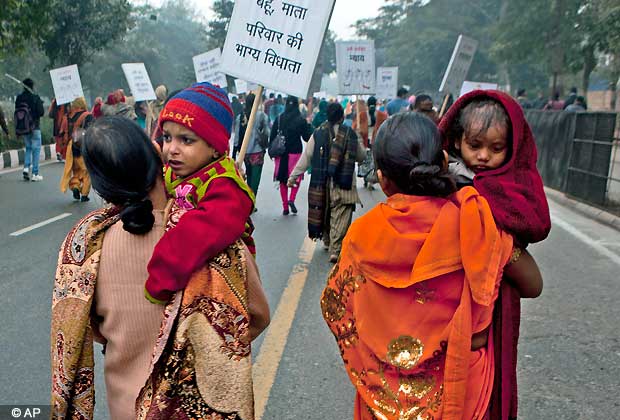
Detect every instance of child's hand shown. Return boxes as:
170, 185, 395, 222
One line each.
287, 178, 296, 187
235, 160, 247, 180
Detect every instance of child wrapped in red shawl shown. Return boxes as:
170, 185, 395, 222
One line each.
144, 82, 255, 304
439, 90, 551, 419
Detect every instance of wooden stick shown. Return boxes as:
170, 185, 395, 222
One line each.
356, 96, 361, 132
236, 85, 264, 166
438, 93, 451, 119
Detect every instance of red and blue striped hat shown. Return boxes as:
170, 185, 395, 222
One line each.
158, 82, 233, 155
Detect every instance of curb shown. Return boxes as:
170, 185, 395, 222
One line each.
1, 144, 57, 170
545, 186, 620, 231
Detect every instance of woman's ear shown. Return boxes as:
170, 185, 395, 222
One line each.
377, 169, 396, 196
443, 150, 449, 170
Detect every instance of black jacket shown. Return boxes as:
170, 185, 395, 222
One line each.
15, 90, 45, 129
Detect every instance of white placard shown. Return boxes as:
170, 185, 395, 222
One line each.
234, 79, 260, 94
49, 65, 85, 105
121, 63, 156, 101
193, 49, 228, 88
439, 35, 478, 96
460, 81, 499, 97
375, 67, 398, 100
313, 91, 326, 99
220, 0, 335, 99
335, 40, 376, 95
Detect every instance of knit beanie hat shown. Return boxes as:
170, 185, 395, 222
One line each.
158, 82, 233, 155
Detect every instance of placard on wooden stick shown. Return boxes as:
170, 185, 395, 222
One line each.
193, 48, 228, 88
439, 34, 478, 97
335, 40, 376, 95
220, 0, 335, 99
121, 63, 156, 101
375, 67, 398, 100
221, 0, 334, 165
49, 65, 85, 105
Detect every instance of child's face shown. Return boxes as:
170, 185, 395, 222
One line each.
162, 121, 220, 178
456, 122, 508, 173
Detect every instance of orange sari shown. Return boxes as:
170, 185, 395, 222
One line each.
321, 187, 513, 420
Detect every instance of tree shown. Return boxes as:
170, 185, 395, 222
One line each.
355, 0, 505, 96
207, 0, 234, 50
41, 0, 133, 67
80, 1, 209, 97
0, 0, 51, 58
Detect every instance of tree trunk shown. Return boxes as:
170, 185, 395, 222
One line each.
581, 44, 596, 95
610, 54, 620, 111
549, 0, 565, 96
498, 0, 511, 92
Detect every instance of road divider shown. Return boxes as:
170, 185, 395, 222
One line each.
10, 213, 72, 237
252, 237, 316, 419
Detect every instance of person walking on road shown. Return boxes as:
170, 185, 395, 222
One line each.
288, 102, 365, 262
234, 92, 270, 200
14, 78, 44, 181
386, 86, 410, 116
321, 112, 543, 420
439, 89, 551, 419
312, 99, 329, 129
51, 116, 269, 420
59, 97, 94, 202
48, 98, 69, 161
271, 95, 313, 215
269, 94, 285, 125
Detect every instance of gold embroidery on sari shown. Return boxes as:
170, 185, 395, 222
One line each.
321, 265, 366, 323
362, 343, 447, 420
414, 286, 436, 305
387, 336, 424, 369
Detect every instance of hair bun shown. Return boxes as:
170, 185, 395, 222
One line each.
120, 199, 154, 234
409, 163, 441, 181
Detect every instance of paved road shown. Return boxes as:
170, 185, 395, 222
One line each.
1, 158, 619, 419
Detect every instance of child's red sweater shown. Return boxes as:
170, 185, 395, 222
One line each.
145, 157, 254, 303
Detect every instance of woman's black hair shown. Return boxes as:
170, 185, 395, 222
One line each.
445, 98, 512, 159
327, 102, 344, 124
284, 95, 299, 115
374, 112, 456, 197
82, 116, 163, 234
367, 96, 377, 126
244, 93, 255, 118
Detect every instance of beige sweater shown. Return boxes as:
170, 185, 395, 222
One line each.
95, 210, 166, 420
94, 209, 266, 419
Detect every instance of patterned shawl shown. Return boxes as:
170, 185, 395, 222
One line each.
51, 204, 255, 419
135, 200, 254, 420
51, 206, 121, 419
328, 125, 358, 190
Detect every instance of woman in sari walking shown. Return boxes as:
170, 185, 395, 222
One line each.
321, 112, 542, 420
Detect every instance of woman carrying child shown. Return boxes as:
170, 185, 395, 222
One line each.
439, 89, 551, 419
322, 112, 543, 420
51, 116, 269, 419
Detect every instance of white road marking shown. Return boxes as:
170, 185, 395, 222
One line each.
551, 214, 620, 267
10, 213, 72, 237
252, 237, 316, 419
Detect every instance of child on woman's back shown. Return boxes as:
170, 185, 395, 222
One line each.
144, 82, 255, 304
439, 89, 551, 419
440, 90, 550, 245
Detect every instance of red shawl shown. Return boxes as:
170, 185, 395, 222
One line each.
438, 89, 550, 245
439, 90, 550, 420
